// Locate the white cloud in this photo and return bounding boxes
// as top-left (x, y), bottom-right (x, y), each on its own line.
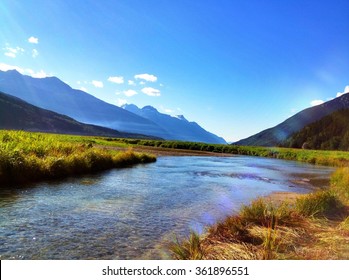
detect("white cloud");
top-left (0, 63), bottom-right (50, 78)
top-left (80, 87), bottom-right (87, 92)
top-left (28, 36), bottom-right (39, 44)
top-left (310, 99), bottom-right (324, 106)
top-left (336, 85), bottom-right (349, 97)
top-left (92, 80), bottom-right (104, 88)
top-left (141, 87), bottom-right (161, 97)
top-left (128, 80), bottom-right (135, 85)
top-left (31, 70), bottom-right (49, 78)
top-left (134, 73), bottom-right (157, 82)
top-left (3, 46), bottom-right (24, 58)
top-left (0, 62), bottom-right (24, 73)
top-left (160, 106), bottom-right (173, 113)
top-left (32, 49), bottom-right (39, 58)
top-left (139, 81), bottom-right (145, 85)
top-left (4, 52), bottom-right (16, 58)
top-left (123, 89), bottom-right (138, 97)
top-left (116, 98), bottom-right (127, 106)
top-left (108, 76), bottom-right (124, 84)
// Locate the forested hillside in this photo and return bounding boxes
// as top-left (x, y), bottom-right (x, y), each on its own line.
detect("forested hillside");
top-left (283, 109), bottom-right (349, 151)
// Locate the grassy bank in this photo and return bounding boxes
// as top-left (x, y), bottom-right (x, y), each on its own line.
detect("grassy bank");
top-left (0, 130), bottom-right (156, 186)
top-left (114, 138), bottom-right (349, 167)
top-left (170, 167), bottom-right (349, 260)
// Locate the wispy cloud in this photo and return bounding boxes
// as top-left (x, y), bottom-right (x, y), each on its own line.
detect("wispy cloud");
top-left (28, 36), bottom-right (39, 44)
top-left (141, 87), bottom-right (161, 97)
top-left (80, 87), bottom-right (87, 92)
top-left (3, 46), bottom-right (24, 58)
top-left (123, 89), bottom-right (138, 97)
top-left (116, 98), bottom-right (127, 106)
top-left (134, 73), bottom-right (157, 82)
top-left (32, 49), bottom-right (39, 58)
top-left (336, 85), bottom-right (349, 97)
top-left (160, 105), bottom-right (173, 114)
top-left (92, 80), bottom-right (104, 88)
top-left (310, 99), bottom-right (324, 106)
top-left (128, 80), bottom-right (135, 85)
top-left (108, 76), bottom-right (124, 84)
top-left (4, 52), bottom-right (16, 58)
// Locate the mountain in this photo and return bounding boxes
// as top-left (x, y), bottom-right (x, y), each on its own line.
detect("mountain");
top-left (234, 92), bottom-right (349, 146)
top-left (122, 104), bottom-right (227, 144)
top-left (0, 70), bottom-right (226, 143)
top-left (0, 91), bottom-right (157, 139)
top-left (0, 70), bottom-right (170, 139)
top-left (283, 109), bottom-right (349, 151)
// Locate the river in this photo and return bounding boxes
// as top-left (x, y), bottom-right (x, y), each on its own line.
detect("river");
top-left (0, 155), bottom-right (335, 259)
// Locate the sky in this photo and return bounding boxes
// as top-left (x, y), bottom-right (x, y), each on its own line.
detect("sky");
top-left (0, 0), bottom-right (348, 142)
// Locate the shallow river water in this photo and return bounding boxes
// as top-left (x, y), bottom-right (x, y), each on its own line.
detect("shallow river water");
top-left (0, 156), bottom-right (335, 259)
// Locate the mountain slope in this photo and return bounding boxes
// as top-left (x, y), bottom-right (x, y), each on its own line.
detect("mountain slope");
top-left (0, 91), bottom-right (156, 138)
top-left (234, 92), bottom-right (349, 146)
top-left (122, 104), bottom-right (227, 144)
top-left (283, 109), bottom-right (349, 151)
top-left (0, 70), bottom-right (170, 138)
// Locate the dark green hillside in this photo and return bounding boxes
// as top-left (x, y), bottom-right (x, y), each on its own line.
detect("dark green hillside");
top-left (235, 92), bottom-right (349, 146)
top-left (283, 109), bottom-right (349, 150)
top-left (0, 91), bottom-right (156, 139)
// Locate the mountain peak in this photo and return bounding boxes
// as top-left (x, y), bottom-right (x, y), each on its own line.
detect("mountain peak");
top-left (122, 103), bottom-right (139, 110)
top-left (142, 105), bottom-right (158, 113)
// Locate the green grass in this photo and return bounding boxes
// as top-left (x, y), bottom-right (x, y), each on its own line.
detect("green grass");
top-left (0, 130), bottom-right (156, 185)
top-left (295, 190), bottom-right (342, 217)
top-left (330, 167), bottom-right (349, 204)
top-left (112, 138), bottom-right (349, 167)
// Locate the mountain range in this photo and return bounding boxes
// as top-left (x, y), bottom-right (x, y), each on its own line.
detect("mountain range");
top-left (0, 70), bottom-right (225, 143)
top-left (234, 92), bottom-right (349, 146)
top-left (122, 104), bottom-right (226, 144)
top-left (0, 91), bottom-right (155, 139)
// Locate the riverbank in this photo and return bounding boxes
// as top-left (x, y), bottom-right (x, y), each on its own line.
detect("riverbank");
top-left (0, 131), bottom-right (156, 186)
top-left (115, 138), bottom-right (349, 167)
top-left (170, 167), bottom-right (349, 260)
top-left (101, 144), bottom-right (234, 157)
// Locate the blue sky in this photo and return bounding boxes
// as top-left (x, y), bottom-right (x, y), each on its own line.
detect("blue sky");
top-left (1, 0), bottom-right (348, 142)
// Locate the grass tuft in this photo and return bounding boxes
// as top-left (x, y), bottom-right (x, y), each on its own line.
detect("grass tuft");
top-left (170, 232), bottom-right (205, 260)
top-left (295, 191), bottom-right (342, 217)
